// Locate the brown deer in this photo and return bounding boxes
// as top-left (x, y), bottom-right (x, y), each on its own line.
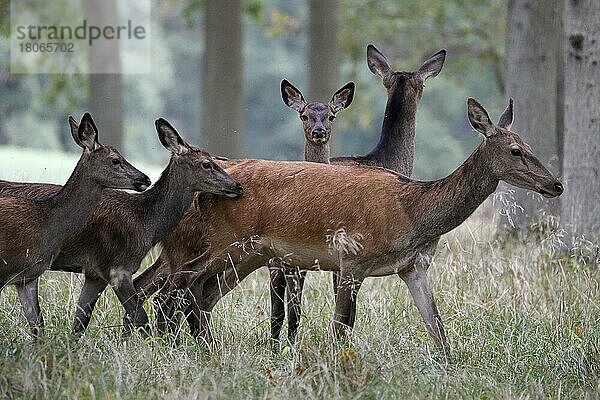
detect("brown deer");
top-left (155, 98), bottom-right (563, 355)
top-left (0, 113), bottom-right (150, 336)
top-left (269, 45), bottom-right (445, 343)
top-left (268, 79), bottom-right (355, 343)
top-left (134, 45), bottom-right (447, 341)
top-left (0, 118), bottom-right (242, 335)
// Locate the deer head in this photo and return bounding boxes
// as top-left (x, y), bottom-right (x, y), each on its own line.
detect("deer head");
top-left (155, 118), bottom-right (243, 198)
top-left (69, 113), bottom-right (151, 192)
top-left (467, 98), bottom-right (563, 198)
top-left (367, 44), bottom-right (446, 103)
top-left (281, 79), bottom-right (355, 145)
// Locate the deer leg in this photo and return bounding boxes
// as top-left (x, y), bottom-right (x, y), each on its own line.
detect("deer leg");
top-left (110, 269), bottom-right (150, 337)
top-left (332, 272), bottom-right (340, 298)
top-left (269, 260), bottom-right (286, 341)
top-left (332, 269), bottom-right (363, 341)
top-left (399, 265), bottom-right (449, 357)
top-left (286, 267), bottom-right (306, 344)
top-left (187, 278), bottom-right (213, 346)
top-left (15, 278), bottom-right (44, 337)
top-left (72, 276), bottom-right (108, 334)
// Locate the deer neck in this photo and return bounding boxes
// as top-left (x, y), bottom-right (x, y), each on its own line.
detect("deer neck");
top-left (139, 158), bottom-right (196, 244)
top-left (414, 143), bottom-right (499, 242)
top-left (304, 140), bottom-right (330, 164)
top-left (368, 82), bottom-right (417, 176)
top-left (44, 159), bottom-right (104, 253)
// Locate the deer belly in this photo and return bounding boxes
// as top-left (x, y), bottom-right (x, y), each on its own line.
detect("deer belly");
top-left (263, 237), bottom-right (339, 271)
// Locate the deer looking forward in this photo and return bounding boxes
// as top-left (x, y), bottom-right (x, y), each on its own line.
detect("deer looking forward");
top-left (0, 119), bottom-right (242, 336)
top-left (158, 98), bottom-right (563, 356)
top-left (266, 79), bottom-right (355, 343)
top-left (268, 45), bottom-right (445, 343)
top-left (0, 113), bottom-right (150, 337)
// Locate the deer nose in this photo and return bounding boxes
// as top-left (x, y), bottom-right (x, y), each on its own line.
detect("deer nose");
top-left (554, 182), bottom-right (564, 194)
top-left (312, 128), bottom-right (326, 139)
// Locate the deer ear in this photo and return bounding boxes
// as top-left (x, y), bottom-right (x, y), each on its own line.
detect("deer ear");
top-left (367, 44), bottom-right (392, 81)
top-left (467, 98), bottom-right (495, 137)
top-left (329, 81), bottom-right (355, 113)
top-left (281, 80), bottom-right (307, 112)
top-left (77, 113), bottom-right (100, 151)
top-left (497, 98), bottom-right (514, 130)
top-left (68, 115), bottom-right (83, 147)
top-left (155, 118), bottom-right (189, 155)
top-left (416, 49), bottom-right (446, 81)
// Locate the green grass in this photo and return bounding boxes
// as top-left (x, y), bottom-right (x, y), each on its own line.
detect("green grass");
top-left (1, 212), bottom-right (598, 399)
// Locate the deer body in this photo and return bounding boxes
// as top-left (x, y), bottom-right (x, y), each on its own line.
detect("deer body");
top-left (0, 114), bottom-right (150, 336)
top-left (158, 99), bottom-right (563, 355)
top-left (0, 119), bottom-right (242, 335)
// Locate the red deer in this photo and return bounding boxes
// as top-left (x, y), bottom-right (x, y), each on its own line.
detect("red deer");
top-left (154, 98), bottom-right (563, 356)
top-left (268, 79), bottom-right (354, 342)
top-left (0, 119), bottom-right (242, 335)
top-left (0, 113), bottom-right (150, 336)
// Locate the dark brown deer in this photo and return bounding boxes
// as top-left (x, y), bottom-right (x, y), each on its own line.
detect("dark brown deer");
top-left (0, 119), bottom-right (242, 335)
top-left (155, 98), bottom-right (563, 356)
top-left (267, 79), bottom-right (354, 343)
top-left (133, 45), bottom-right (447, 341)
top-left (0, 113), bottom-right (150, 336)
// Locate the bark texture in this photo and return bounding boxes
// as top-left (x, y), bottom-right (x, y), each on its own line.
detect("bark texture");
top-left (561, 0), bottom-right (600, 240)
top-left (201, 0), bottom-right (244, 158)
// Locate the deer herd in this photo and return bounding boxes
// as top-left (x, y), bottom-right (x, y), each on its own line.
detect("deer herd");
top-left (0, 45), bottom-right (563, 358)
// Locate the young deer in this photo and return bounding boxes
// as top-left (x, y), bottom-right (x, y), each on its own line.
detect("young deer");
top-left (157, 98), bottom-right (563, 355)
top-left (0, 113), bottom-right (150, 336)
top-left (269, 79), bottom-right (354, 343)
top-left (133, 45), bottom-right (447, 341)
top-left (0, 119), bottom-right (242, 335)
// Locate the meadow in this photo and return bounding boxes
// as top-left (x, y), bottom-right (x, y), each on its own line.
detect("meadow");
top-left (0, 148), bottom-right (598, 399)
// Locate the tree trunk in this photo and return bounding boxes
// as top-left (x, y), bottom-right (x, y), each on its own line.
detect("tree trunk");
top-left (502, 0), bottom-right (563, 230)
top-left (308, 0), bottom-right (340, 150)
top-left (84, 0), bottom-right (124, 149)
top-left (561, 0), bottom-right (600, 240)
top-left (201, 0), bottom-right (244, 158)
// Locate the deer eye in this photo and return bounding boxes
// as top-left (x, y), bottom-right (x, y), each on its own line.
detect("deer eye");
top-left (300, 115), bottom-right (308, 122)
top-left (111, 158), bottom-right (121, 166)
top-left (201, 160), bottom-right (212, 170)
top-left (328, 115), bottom-right (336, 121)
top-left (511, 148), bottom-right (522, 157)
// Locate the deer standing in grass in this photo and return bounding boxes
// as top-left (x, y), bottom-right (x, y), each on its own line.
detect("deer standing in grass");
top-left (267, 79), bottom-right (355, 343)
top-left (0, 119), bottom-right (242, 335)
top-left (156, 98), bottom-right (563, 355)
top-left (0, 113), bottom-right (150, 336)
top-left (133, 45), bottom-right (447, 341)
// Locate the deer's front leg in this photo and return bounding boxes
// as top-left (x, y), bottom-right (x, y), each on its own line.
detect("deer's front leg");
top-left (15, 278), bottom-right (44, 337)
top-left (285, 267), bottom-right (306, 344)
top-left (110, 268), bottom-right (150, 337)
top-left (332, 266), bottom-right (364, 341)
top-left (72, 276), bottom-right (108, 334)
top-left (399, 264), bottom-right (449, 358)
top-left (268, 259), bottom-right (286, 342)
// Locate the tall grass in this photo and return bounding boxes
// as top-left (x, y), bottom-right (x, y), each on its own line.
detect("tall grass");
top-left (1, 205), bottom-right (599, 399)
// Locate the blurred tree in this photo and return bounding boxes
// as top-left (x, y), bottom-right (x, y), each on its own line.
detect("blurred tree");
top-left (561, 0), bottom-right (600, 240)
top-left (308, 0), bottom-right (340, 150)
top-left (202, 0), bottom-right (243, 158)
top-left (502, 0), bottom-right (563, 230)
top-left (84, 0), bottom-right (123, 149)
